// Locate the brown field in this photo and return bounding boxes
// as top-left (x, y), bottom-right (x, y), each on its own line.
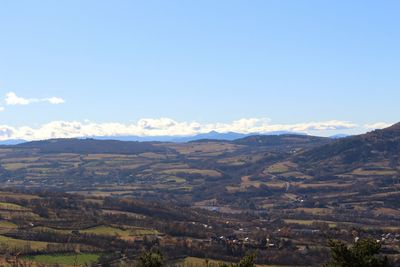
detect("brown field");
top-left (161, 168), bottom-right (221, 177)
top-left (351, 168), bottom-right (397, 176)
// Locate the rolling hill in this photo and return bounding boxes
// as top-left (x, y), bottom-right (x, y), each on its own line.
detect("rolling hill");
top-left (0, 124), bottom-right (399, 266)
top-left (14, 138), bottom-right (167, 154)
top-left (294, 122), bottom-right (400, 174)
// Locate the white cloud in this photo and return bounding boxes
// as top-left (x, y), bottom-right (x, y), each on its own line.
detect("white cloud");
top-left (0, 118), bottom-right (359, 141)
top-left (5, 92), bottom-right (31, 105)
top-left (46, 97), bottom-right (65, 104)
top-left (5, 92), bottom-right (65, 105)
top-left (0, 107), bottom-right (4, 112)
top-left (364, 122), bottom-right (393, 130)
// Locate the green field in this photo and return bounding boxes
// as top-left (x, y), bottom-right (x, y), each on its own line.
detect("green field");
top-left (25, 253), bottom-right (100, 266)
top-left (81, 225), bottom-right (128, 236)
top-left (266, 162), bottom-right (291, 174)
top-left (0, 202), bottom-right (29, 211)
top-left (0, 235), bottom-right (50, 251)
top-left (0, 220), bottom-right (18, 228)
top-left (0, 220), bottom-right (18, 234)
top-left (172, 256), bottom-right (227, 267)
top-left (284, 219), bottom-right (337, 228)
top-left (31, 225), bottom-right (159, 239)
top-left (81, 225), bottom-right (158, 238)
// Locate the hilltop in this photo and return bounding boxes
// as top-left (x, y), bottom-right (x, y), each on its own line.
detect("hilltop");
top-left (294, 122), bottom-right (400, 174)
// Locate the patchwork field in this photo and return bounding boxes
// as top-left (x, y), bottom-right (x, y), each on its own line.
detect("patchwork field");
top-left (81, 225), bottom-right (159, 240)
top-left (0, 126), bottom-right (399, 265)
top-left (24, 253), bottom-right (100, 266)
top-left (0, 235), bottom-right (51, 251)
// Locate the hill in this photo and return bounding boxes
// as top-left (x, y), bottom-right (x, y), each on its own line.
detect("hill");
top-left (0, 127), bottom-right (400, 265)
top-left (294, 123), bottom-right (400, 173)
top-left (233, 134), bottom-right (330, 150)
top-left (15, 138), bottom-right (166, 154)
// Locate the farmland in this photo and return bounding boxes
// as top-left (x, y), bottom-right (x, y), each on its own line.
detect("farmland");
top-left (24, 253), bottom-right (100, 266)
top-left (0, 124), bottom-right (399, 265)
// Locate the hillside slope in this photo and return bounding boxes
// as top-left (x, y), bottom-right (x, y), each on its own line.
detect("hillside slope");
top-left (15, 138), bottom-right (166, 154)
top-left (294, 123), bottom-right (400, 174)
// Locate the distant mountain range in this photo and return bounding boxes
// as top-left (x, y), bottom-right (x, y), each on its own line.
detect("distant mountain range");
top-left (329, 133), bottom-right (350, 139)
top-left (0, 130), bottom-right (347, 145)
top-left (0, 139), bottom-right (27, 145)
top-left (88, 131), bottom-right (251, 143)
top-left (89, 130), bottom-right (304, 142)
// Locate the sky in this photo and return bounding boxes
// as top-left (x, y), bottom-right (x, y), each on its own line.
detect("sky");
top-left (0, 0), bottom-right (399, 140)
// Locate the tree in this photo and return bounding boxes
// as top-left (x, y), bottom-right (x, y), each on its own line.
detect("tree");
top-left (136, 251), bottom-right (164, 267)
top-left (237, 254), bottom-right (256, 267)
top-left (325, 238), bottom-right (391, 267)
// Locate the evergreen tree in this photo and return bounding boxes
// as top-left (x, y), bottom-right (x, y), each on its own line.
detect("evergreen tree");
top-left (325, 238), bottom-right (391, 267)
top-left (137, 251), bottom-right (164, 267)
top-left (237, 254), bottom-right (256, 267)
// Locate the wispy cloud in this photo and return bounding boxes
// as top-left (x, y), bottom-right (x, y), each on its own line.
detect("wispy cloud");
top-left (0, 118), bottom-right (359, 141)
top-left (5, 92), bottom-right (65, 105)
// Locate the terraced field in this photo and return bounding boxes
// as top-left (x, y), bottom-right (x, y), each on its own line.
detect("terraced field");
top-left (81, 225), bottom-right (159, 240)
top-left (0, 125), bottom-right (399, 265)
top-left (24, 253), bottom-right (100, 266)
top-left (0, 235), bottom-right (51, 251)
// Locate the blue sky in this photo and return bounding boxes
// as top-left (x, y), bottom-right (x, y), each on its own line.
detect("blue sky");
top-left (0, 0), bottom-right (399, 140)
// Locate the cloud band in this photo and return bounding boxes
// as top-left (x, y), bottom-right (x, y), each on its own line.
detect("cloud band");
top-left (0, 118), bottom-right (361, 141)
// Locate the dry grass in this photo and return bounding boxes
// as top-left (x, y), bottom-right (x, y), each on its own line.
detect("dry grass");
top-left (293, 182), bottom-right (352, 189)
top-left (240, 176), bottom-right (264, 189)
top-left (284, 219), bottom-right (337, 228)
top-left (373, 207), bottom-right (400, 217)
top-left (352, 168), bottom-right (397, 176)
top-left (83, 154), bottom-right (136, 160)
top-left (279, 171), bottom-right (312, 179)
top-left (139, 152), bottom-right (167, 159)
top-left (173, 256), bottom-right (227, 267)
top-left (294, 207), bottom-right (333, 215)
top-left (264, 161), bottom-right (297, 175)
top-left (169, 142), bottom-right (240, 155)
top-left (161, 168), bottom-right (221, 177)
top-left (1, 157), bottom-right (39, 163)
top-left (2, 163), bottom-right (27, 171)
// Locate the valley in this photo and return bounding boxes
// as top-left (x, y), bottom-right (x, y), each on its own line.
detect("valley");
top-left (0, 124), bottom-right (399, 266)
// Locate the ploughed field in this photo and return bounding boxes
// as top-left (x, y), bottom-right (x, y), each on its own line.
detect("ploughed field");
top-left (0, 124), bottom-right (399, 265)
